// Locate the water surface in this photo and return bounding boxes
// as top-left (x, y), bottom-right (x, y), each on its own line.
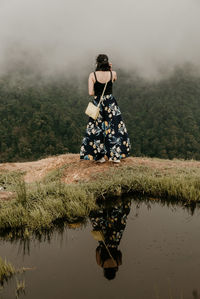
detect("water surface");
top-left (0, 198), bottom-right (200, 299)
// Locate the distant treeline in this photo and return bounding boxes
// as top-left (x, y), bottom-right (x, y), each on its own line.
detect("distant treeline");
top-left (1, 64), bottom-right (200, 162)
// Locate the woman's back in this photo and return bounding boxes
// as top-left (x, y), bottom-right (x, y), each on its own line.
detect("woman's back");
top-left (94, 70), bottom-right (116, 83)
top-left (93, 70), bottom-right (117, 96)
top-left (93, 71), bottom-right (112, 96)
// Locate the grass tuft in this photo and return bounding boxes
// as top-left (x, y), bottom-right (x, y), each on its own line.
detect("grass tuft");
top-left (1, 158), bottom-right (200, 233)
top-left (0, 257), bottom-right (16, 284)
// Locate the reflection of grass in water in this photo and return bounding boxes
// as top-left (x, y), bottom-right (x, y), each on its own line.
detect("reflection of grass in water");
top-left (153, 276), bottom-right (200, 299)
top-left (0, 219), bottom-right (87, 255)
top-left (0, 256), bottom-right (16, 284)
top-left (15, 279), bottom-right (25, 298)
top-left (0, 256), bottom-right (34, 298)
top-left (154, 282), bottom-right (200, 299)
top-left (193, 290), bottom-right (200, 299)
top-left (0, 162), bottom-right (200, 233)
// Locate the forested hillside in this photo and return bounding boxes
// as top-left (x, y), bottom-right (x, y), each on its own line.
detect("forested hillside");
top-left (1, 64), bottom-right (200, 162)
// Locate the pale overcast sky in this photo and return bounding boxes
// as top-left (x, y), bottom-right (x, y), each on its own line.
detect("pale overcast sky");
top-left (0, 0), bottom-right (199, 79)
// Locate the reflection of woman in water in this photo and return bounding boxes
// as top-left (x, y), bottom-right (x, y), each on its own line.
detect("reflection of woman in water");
top-left (89, 199), bottom-right (131, 280)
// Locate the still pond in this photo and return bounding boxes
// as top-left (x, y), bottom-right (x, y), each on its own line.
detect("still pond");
top-left (0, 197), bottom-right (200, 299)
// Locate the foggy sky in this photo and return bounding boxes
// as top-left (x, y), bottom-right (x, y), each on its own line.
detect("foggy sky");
top-left (0, 0), bottom-right (199, 80)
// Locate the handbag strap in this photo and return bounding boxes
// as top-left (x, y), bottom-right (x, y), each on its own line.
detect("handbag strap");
top-left (97, 231), bottom-right (118, 267)
top-left (97, 81), bottom-right (108, 108)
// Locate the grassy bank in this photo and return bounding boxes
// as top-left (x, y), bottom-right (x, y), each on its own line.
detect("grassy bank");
top-left (0, 158), bottom-right (200, 233)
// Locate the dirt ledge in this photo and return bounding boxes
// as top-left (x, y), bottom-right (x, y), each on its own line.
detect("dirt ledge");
top-left (1, 154), bottom-right (200, 185)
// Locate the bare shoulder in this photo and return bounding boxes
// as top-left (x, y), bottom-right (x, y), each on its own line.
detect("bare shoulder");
top-left (89, 72), bottom-right (95, 81)
top-left (89, 72), bottom-right (95, 80)
top-left (89, 72), bottom-right (94, 78)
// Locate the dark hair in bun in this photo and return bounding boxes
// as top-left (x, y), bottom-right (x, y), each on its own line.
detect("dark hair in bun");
top-left (95, 54), bottom-right (111, 71)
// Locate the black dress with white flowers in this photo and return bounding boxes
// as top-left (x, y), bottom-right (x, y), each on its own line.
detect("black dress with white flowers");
top-left (80, 71), bottom-right (131, 161)
top-left (89, 199), bottom-right (131, 248)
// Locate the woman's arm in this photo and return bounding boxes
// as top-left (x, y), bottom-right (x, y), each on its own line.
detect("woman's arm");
top-left (88, 72), bottom-right (95, 96)
top-left (110, 63), bottom-right (117, 82)
top-left (112, 71), bottom-right (117, 82)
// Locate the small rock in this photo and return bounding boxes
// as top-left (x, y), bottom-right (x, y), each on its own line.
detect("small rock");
top-left (0, 186), bottom-right (4, 191)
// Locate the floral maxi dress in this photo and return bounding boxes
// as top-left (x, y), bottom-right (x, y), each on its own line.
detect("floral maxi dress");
top-left (80, 76), bottom-right (131, 161)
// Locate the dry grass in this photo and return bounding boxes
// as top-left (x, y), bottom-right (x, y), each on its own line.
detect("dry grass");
top-left (0, 154), bottom-right (200, 233)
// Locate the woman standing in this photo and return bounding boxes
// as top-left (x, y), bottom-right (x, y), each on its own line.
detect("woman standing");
top-left (80, 54), bottom-right (131, 163)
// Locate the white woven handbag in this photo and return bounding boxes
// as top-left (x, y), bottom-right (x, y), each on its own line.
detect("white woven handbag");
top-left (85, 81), bottom-right (108, 120)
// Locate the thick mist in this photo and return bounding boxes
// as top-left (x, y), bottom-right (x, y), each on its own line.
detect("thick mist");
top-left (0, 0), bottom-right (200, 80)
